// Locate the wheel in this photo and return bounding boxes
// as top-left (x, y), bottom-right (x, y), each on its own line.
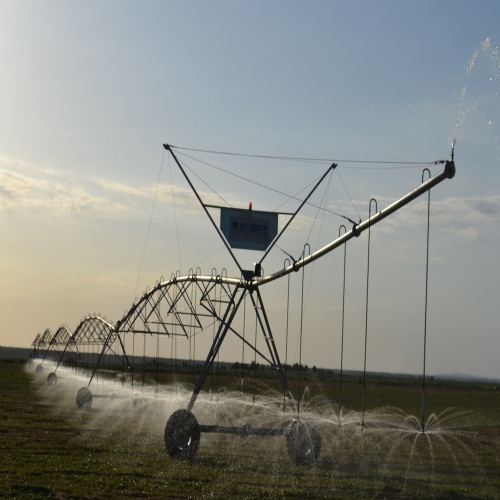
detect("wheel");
top-left (47, 372), bottom-right (57, 385)
top-left (164, 409), bottom-right (201, 460)
top-left (285, 419), bottom-right (321, 466)
top-left (35, 364), bottom-right (43, 374)
top-left (76, 387), bottom-right (93, 409)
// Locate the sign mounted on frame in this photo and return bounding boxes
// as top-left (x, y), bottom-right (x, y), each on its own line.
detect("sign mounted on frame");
top-left (220, 207), bottom-right (278, 251)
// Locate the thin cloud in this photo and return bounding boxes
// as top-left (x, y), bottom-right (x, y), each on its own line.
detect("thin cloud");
top-left (94, 179), bottom-right (154, 199)
top-left (51, 189), bottom-right (127, 217)
top-left (0, 153), bottom-right (240, 218)
top-left (96, 177), bottom-right (243, 214)
top-left (0, 153), bottom-right (61, 177)
top-left (0, 168), bottom-right (62, 209)
top-left (0, 157), bottom-right (125, 216)
top-left (378, 194), bottom-right (500, 241)
top-left (0, 168), bottom-right (125, 216)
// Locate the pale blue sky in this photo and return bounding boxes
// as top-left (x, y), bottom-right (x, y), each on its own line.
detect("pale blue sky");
top-left (1, 1), bottom-right (499, 379)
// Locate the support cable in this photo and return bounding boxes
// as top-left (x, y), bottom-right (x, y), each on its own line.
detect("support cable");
top-left (175, 149), bottom-right (355, 222)
top-left (180, 157), bottom-right (233, 208)
top-left (259, 165), bottom-right (336, 266)
top-left (134, 149), bottom-right (165, 298)
top-left (305, 169), bottom-right (333, 247)
top-left (303, 172), bottom-right (333, 313)
top-left (171, 145), bottom-right (440, 168)
top-left (335, 168), bottom-right (361, 222)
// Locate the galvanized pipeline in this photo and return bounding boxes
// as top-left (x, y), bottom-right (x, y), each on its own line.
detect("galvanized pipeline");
top-left (255, 161), bottom-right (455, 287)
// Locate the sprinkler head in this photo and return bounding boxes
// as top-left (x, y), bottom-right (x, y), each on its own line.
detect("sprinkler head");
top-left (444, 161), bottom-right (456, 179)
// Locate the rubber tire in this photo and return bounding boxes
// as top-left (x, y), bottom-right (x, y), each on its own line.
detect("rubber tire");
top-left (76, 387), bottom-right (93, 409)
top-left (164, 409), bottom-right (201, 461)
top-left (47, 372), bottom-right (58, 385)
top-left (286, 419), bottom-right (322, 466)
top-left (35, 364), bottom-right (43, 374)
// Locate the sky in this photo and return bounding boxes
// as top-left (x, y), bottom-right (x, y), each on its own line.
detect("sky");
top-left (1, 0), bottom-right (499, 379)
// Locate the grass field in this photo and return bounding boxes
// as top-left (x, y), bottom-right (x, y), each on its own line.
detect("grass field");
top-left (1, 359), bottom-right (499, 498)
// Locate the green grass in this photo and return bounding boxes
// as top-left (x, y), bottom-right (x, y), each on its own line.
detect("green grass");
top-left (1, 360), bottom-right (499, 498)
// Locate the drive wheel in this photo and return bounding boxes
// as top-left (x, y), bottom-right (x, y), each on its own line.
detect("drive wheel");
top-left (164, 409), bottom-right (200, 460)
top-left (286, 419), bottom-right (321, 466)
top-left (76, 387), bottom-right (92, 409)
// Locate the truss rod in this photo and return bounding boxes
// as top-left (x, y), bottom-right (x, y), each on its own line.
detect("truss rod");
top-left (187, 287), bottom-right (246, 411)
top-left (164, 144), bottom-right (244, 275)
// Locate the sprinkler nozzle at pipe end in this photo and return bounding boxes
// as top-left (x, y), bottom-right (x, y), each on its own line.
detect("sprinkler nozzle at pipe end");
top-left (444, 160), bottom-right (455, 179)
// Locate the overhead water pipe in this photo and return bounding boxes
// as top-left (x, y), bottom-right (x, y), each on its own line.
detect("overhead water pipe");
top-left (254, 160), bottom-right (455, 287)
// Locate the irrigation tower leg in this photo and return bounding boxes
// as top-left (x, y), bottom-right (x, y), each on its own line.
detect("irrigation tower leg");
top-left (187, 286), bottom-right (246, 411)
top-left (249, 288), bottom-right (295, 410)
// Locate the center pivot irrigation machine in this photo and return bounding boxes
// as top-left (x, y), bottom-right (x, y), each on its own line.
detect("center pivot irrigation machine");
top-left (36, 143), bottom-right (456, 465)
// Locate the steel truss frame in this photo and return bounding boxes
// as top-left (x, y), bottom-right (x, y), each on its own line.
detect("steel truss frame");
top-left (87, 274), bottom-right (292, 411)
top-left (44, 316), bottom-right (129, 386)
top-left (34, 143), bottom-right (455, 464)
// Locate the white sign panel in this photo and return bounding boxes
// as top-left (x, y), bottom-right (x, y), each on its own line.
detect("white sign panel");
top-left (220, 208), bottom-right (278, 251)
